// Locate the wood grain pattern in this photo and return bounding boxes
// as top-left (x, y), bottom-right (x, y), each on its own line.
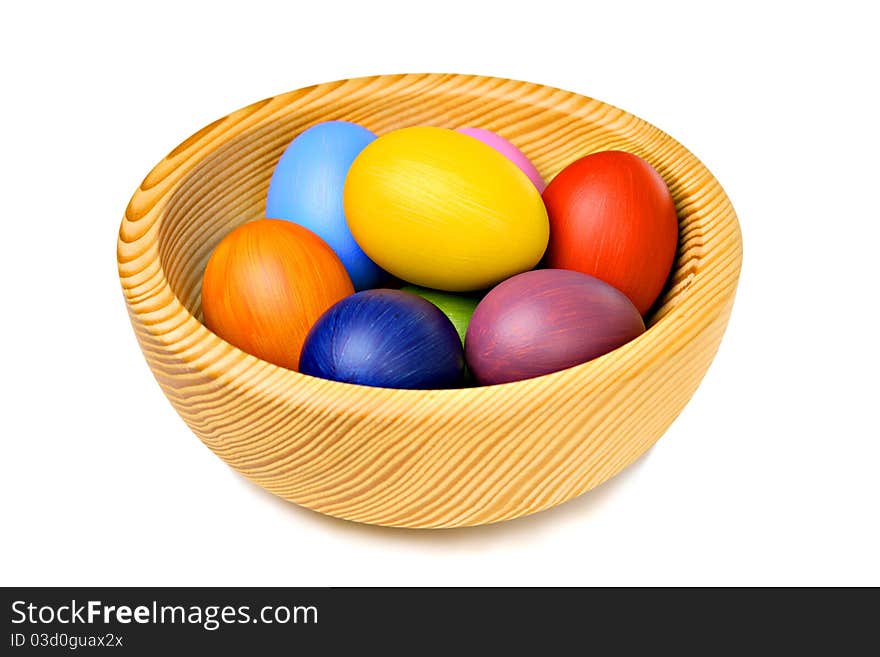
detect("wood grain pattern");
top-left (117, 74), bottom-right (742, 528)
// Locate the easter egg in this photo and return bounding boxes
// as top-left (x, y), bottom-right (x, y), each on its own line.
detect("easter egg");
top-left (300, 289), bottom-right (464, 389)
top-left (400, 285), bottom-right (480, 344)
top-left (542, 150), bottom-right (678, 315)
top-left (344, 126), bottom-right (549, 292)
top-left (457, 127), bottom-right (545, 192)
top-left (201, 219), bottom-right (354, 371)
top-left (465, 269), bottom-right (645, 385)
top-left (266, 120), bottom-right (384, 290)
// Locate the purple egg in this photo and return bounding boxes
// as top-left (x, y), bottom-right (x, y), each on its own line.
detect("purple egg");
top-left (457, 127), bottom-right (546, 192)
top-left (465, 269), bottom-right (645, 385)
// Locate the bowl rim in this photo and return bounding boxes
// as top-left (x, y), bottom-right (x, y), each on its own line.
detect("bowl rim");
top-left (118, 72), bottom-right (742, 410)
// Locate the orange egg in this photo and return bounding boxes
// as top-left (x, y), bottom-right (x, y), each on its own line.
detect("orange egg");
top-left (201, 219), bottom-right (354, 370)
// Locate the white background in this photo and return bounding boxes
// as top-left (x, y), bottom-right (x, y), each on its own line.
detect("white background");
top-left (1, 1), bottom-right (877, 586)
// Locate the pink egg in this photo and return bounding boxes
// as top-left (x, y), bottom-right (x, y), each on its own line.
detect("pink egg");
top-left (457, 127), bottom-right (546, 192)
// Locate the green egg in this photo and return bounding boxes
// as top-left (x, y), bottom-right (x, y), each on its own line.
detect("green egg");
top-left (400, 285), bottom-right (481, 345)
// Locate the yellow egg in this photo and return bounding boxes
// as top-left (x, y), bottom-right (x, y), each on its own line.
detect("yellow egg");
top-left (343, 126), bottom-right (549, 291)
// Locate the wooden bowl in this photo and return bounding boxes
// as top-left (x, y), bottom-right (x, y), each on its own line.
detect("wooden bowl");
top-left (117, 74), bottom-right (742, 528)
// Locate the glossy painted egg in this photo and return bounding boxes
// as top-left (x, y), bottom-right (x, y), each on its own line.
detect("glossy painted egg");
top-left (542, 150), bottom-right (679, 314)
top-left (266, 120), bottom-right (384, 290)
top-left (400, 285), bottom-right (480, 344)
top-left (457, 127), bottom-right (545, 192)
top-left (465, 269), bottom-right (645, 385)
top-left (300, 289), bottom-right (464, 389)
top-left (201, 219), bottom-right (354, 371)
top-left (344, 126), bottom-right (549, 292)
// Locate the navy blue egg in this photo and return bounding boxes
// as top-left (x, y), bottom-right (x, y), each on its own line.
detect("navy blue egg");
top-left (266, 120), bottom-right (385, 290)
top-left (300, 290), bottom-right (465, 389)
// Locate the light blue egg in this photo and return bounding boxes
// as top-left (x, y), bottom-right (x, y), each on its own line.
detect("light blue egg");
top-left (266, 121), bottom-right (384, 290)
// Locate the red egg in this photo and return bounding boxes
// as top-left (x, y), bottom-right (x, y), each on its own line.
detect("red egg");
top-left (542, 150), bottom-right (678, 314)
top-left (201, 219), bottom-right (354, 371)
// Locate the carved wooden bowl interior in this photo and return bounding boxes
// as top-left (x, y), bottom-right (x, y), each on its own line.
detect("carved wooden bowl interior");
top-left (117, 74), bottom-right (742, 528)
